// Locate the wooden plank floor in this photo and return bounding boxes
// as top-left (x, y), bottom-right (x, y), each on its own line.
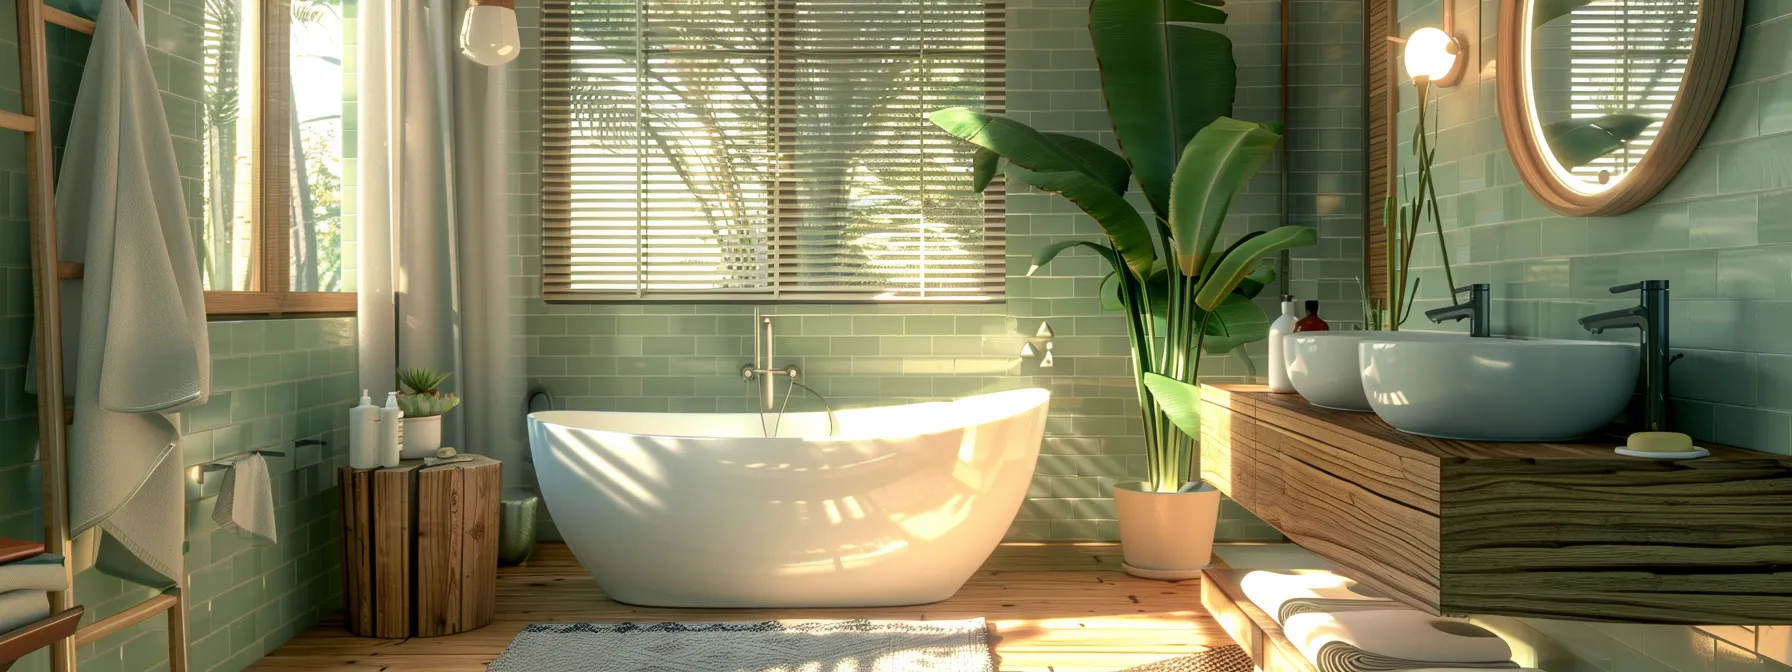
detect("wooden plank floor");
top-left (252, 542), bottom-right (1235, 671)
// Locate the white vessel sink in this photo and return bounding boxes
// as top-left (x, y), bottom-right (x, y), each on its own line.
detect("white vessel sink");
top-left (1359, 338), bottom-right (1640, 442)
top-left (1284, 331), bottom-right (1464, 412)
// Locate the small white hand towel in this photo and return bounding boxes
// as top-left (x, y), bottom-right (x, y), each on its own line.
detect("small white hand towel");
top-left (1284, 609), bottom-right (1517, 672)
top-left (0, 590), bottom-right (50, 634)
top-left (1240, 570), bottom-right (1398, 624)
top-left (212, 454), bottom-right (278, 544)
top-left (0, 554), bottom-right (69, 593)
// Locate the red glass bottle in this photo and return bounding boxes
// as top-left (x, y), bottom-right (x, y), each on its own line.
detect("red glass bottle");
top-left (1294, 300), bottom-right (1329, 332)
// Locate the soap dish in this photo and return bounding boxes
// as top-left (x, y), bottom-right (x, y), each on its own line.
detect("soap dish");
top-left (1614, 446), bottom-right (1710, 460)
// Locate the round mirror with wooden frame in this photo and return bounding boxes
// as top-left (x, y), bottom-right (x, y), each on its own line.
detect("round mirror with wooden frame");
top-left (1497, 0), bottom-right (1743, 217)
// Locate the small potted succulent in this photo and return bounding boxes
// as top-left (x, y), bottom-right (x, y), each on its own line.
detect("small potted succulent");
top-left (397, 367), bottom-right (460, 459)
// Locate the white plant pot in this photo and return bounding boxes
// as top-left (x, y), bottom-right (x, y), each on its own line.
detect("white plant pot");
top-left (1113, 481), bottom-right (1221, 580)
top-left (402, 415), bottom-right (442, 459)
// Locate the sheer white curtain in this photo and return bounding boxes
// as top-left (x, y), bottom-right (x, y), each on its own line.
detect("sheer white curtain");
top-left (358, 0), bottom-right (524, 469)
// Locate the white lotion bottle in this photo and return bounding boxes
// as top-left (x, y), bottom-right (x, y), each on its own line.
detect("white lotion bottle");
top-left (1267, 295), bottom-right (1299, 393)
top-left (379, 392), bottom-right (405, 467)
top-left (349, 391), bottom-right (380, 469)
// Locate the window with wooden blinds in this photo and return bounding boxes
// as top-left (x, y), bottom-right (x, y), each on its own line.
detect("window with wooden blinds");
top-left (539, 0), bottom-right (1007, 302)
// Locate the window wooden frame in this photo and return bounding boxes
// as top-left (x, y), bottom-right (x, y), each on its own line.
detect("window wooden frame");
top-left (538, 0), bottom-right (1008, 304)
top-left (204, 0), bottom-right (355, 317)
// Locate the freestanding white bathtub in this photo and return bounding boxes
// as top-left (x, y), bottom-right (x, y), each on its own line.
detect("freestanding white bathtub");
top-left (526, 388), bottom-right (1050, 608)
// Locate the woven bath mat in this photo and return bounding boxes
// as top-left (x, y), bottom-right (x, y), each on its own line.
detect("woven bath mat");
top-left (1117, 645), bottom-right (1256, 672)
top-left (489, 618), bottom-right (995, 672)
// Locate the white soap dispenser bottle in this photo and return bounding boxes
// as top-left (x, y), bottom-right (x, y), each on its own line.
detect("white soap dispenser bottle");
top-left (1267, 295), bottom-right (1299, 393)
top-left (349, 390), bottom-right (380, 469)
top-left (379, 391), bottom-right (405, 467)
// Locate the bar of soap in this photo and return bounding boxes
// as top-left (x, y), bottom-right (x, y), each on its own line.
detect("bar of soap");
top-left (1626, 431), bottom-right (1694, 453)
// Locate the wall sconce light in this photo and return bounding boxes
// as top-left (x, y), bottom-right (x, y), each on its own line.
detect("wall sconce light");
top-left (1399, 0), bottom-right (1467, 88)
top-left (461, 0), bottom-right (521, 66)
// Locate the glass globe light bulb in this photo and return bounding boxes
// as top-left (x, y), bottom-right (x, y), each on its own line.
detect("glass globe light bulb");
top-left (461, 1), bottom-right (521, 66)
top-left (1403, 27), bottom-right (1459, 83)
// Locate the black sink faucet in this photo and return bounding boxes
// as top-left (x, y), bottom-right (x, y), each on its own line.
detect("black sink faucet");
top-left (1424, 284), bottom-right (1491, 337)
top-left (1577, 280), bottom-right (1679, 432)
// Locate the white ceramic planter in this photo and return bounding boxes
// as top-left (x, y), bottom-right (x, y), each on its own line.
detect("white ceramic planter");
top-left (1113, 481), bottom-right (1221, 580)
top-left (402, 415), bottom-right (442, 459)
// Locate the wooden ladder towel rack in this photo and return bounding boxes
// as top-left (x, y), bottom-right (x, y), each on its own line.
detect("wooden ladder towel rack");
top-left (14, 0), bottom-right (190, 669)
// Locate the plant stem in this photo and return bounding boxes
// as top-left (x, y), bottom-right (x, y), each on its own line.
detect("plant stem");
top-left (1413, 85), bottom-right (1457, 304)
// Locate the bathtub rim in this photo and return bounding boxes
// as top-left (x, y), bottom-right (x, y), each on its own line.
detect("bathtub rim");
top-left (526, 387), bottom-right (1051, 443)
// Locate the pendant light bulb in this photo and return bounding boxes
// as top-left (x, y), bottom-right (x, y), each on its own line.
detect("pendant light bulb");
top-left (461, 0), bottom-right (521, 66)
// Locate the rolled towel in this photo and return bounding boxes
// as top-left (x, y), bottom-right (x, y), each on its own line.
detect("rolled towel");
top-left (0, 590), bottom-right (50, 634)
top-left (212, 454), bottom-right (277, 544)
top-left (0, 553), bottom-right (69, 593)
top-left (1240, 570), bottom-right (1399, 624)
top-left (1283, 609), bottom-right (1518, 672)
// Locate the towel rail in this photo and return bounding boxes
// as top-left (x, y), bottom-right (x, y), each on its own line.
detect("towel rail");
top-left (19, 0), bottom-right (184, 670)
top-left (194, 450), bottom-right (288, 484)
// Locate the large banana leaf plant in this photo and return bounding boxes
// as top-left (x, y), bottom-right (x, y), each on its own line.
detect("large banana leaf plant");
top-left (930, 0), bottom-right (1316, 493)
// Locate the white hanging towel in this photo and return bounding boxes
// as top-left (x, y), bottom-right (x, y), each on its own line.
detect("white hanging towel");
top-left (1240, 570), bottom-right (1399, 624)
top-left (1283, 609), bottom-right (1517, 672)
top-left (49, 0), bottom-right (210, 590)
top-left (212, 454), bottom-right (277, 544)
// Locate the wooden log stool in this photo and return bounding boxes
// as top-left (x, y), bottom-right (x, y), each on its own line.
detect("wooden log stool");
top-left (338, 455), bottom-right (501, 638)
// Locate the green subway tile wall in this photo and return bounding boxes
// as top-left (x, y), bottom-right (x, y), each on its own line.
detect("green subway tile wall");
top-left (0, 0), bottom-right (360, 670)
top-left (1391, 1), bottom-right (1792, 670)
top-left (1395, 0), bottom-right (1792, 461)
top-left (502, 0), bottom-right (1364, 542)
top-left (1, 317), bottom-right (358, 672)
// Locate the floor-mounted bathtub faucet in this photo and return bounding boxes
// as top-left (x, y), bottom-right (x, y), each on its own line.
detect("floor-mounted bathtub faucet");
top-left (741, 310), bottom-right (799, 411)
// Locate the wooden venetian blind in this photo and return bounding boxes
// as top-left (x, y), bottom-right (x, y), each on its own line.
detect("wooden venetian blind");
top-left (1364, 0), bottom-right (1395, 303)
top-left (539, 0), bottom-right (1007, 302)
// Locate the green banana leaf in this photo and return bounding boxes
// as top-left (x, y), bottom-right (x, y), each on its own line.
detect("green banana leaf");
top-left (1090, 0), bottom-right (1235, 218)
top-left (1544, 113), bottom-right (1657, 169)
top-left (1234, 259), bottom-right (1275, 299)
top-left (1042, 132), bottom-right (1132, 195)
top-left (1142, 372), bottom-right (1204, 440)
top-left (1166, 117), bottom-right (1284, 275)
top-left (1197, 293), bottom-right (1271, 354)
top-left (1005, 164), bottom-right (1158, 279)
top-left (1029, 239), bottom-right (1120, 277)
top-left (1193, 225), bottom-right (1318, 310)
top-left (1533, 0), bottom-right (1594, 27)
top-left (1099, 271), bottom-right (1126, 312)
top-left (972, 148), bottom-right (1002, 193)
top-left (1103, 261), bottom-right (1269, 321)
top-left (930, 108), bottom-right (1095, 175)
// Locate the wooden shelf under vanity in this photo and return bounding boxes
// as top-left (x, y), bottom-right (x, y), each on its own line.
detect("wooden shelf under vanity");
top-left (1198, 383), bottom-right (1792, 625)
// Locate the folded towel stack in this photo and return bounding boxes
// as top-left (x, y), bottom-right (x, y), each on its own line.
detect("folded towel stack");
top-left (1242, 571), bottom-right (1522, 672)
top-left (0, 553), bottom-right (69, 633)
top-left (1284, 609), bottom-right (1518, 671)
top-left (1240, 570), bottom-right (1399, 623)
